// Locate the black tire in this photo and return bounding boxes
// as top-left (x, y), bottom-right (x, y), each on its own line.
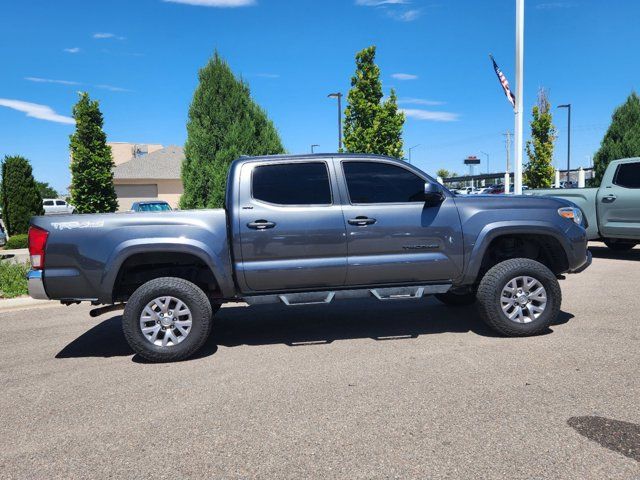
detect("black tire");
top-left (123, 277), bottom-right (213, 362)
top-left (477, 258), bottom-right (561, 337)
top-left (435, 291), bottom-right (476, 306)
top-left (604, 239), bottom-right (637, 252)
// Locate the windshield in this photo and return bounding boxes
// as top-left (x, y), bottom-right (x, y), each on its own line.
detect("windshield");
top-left (138, 203), bottom-right (171, 212)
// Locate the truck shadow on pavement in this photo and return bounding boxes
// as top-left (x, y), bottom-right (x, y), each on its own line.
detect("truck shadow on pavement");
top-left (589, 245), bottom-right (640, 261)
top-left (56, 297), bottom-right (574, 362)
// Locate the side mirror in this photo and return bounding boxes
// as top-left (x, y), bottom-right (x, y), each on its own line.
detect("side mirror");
top-left (424, 182), bottom-right (445, 206)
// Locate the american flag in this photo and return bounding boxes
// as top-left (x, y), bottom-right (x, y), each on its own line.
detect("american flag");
top-left (490, 55), bottom-right (516, 109)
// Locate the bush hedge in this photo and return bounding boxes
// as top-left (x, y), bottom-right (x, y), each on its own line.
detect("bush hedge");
top-left (4, 234), bottom-right (28, 250)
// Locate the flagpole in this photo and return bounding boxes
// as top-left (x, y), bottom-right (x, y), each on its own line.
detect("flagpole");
top-left (513, 0), bottom-right (524, 195)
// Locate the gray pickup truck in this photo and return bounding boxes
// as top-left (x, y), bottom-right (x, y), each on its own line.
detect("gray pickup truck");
top-left (27, 154), bottom-right (591, 362)
top-left (527, 158), bottom-right (640, 251)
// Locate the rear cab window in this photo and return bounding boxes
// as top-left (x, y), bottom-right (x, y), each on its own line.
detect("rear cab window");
top-left (252, 162), bottom-right (332, 206)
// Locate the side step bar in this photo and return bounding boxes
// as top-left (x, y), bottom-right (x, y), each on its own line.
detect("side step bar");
top-left (244, 284), bottom-right (450, 306)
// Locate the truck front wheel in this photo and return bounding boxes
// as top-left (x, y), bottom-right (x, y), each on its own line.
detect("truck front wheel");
top-left (477, 258), bottom-right (561, 337)
top-left (122, 277), bottom-right (213, 362)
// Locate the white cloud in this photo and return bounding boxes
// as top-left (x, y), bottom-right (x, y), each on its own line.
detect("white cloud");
top-left (391, 73), bottom-right (418, 80)
top-left (400, 108), bottom-right (459, 122)
top-left (398, 97), bottom-right (445, 106)
top-left (356, 0), bottom-right (409, 5)
top-left (63, 47), bottom-right (81, 54)
top-left (0, 99), bottom-right (74, 125)
top-left (95, 84), bottom-right (132, 92)
top-left (536, 2), bottom-right (574, 9)
top-left (388, 8), bottom-right (421, 21)
top-left (25, 77), bottom-right (81, 86)
top-left (163, 0), bottom-right (256, 6)
top-left (93, 32), bottom-right (125, 40)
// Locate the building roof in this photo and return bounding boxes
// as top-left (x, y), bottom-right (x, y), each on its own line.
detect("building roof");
top-left (113, 145), bottom-right (184, 180)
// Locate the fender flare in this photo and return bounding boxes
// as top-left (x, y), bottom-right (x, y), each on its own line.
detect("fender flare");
top-left (100, 237), bottom-right (235, 303)
top-left (461, 221), bottom-right (572, 285)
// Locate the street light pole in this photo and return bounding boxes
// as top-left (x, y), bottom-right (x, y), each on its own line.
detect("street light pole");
top-left (480, 151), bottom-right (490, 173)
top-left (558, 103), bottom-right (571, 183)
top-left (408, 144), bottom-right (421, 163)
top-left (311, 144), bottom-right (319, 154)
top-left (327, 92), bottom-right (343, 151)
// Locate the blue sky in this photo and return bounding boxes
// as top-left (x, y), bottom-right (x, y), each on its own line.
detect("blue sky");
top-left (1, 0), bottom-right (638, 192)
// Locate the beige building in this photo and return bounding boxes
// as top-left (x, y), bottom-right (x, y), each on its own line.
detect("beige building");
top-left (111, 143), bottom-right (184, 211)
top-left (109, 142), bottom-right (164, 166)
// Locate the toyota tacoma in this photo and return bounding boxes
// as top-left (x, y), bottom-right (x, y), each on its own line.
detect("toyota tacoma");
top-left (27, 154), bottom-right (591, 362)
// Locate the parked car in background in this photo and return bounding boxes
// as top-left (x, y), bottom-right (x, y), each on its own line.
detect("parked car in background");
top-left (43, 199), bottom-right (76, 215)
top-left (130, 201), bottom-right (172, 212)
top-left (0, 222), bottom-right (6, 247)
top-left (27, 153), bottom-right (590, 362)
top-left (487, 185), bottom-right (505, 194)
top-left (558, 181), bottom-right (577, 189)
top-left (527, 158), bottom-right (640, 251)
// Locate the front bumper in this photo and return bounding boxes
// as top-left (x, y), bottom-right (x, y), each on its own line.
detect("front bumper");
top-left (569, 250), bottom-right (592, 274)
top-left (27, 270), bottom-right (49, 300)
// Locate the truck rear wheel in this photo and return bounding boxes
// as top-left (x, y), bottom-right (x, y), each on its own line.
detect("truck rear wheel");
top-left (604, 239), bottom-right (637, 252)
top-left (122, 277), bottom-right (213, 362)
top-left (477, 258), bottom-right (561, 337)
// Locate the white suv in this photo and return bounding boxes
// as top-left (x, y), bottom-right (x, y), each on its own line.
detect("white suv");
top-left (43, 199), bottom-right (76, 215)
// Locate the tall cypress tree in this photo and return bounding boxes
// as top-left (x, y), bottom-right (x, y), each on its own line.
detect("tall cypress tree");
top-left (69, 92), bottom-right (118, 213)
top-left (593, 92), bottom-right (640, 185)
top-left (180, 52), bottom-right (285, 209)
top-left (343, 46), bottom-right (404, 158)
top-left (1, 155), bottom-right (43, 235)
top-left (524, 88), bottom-right (556, 188)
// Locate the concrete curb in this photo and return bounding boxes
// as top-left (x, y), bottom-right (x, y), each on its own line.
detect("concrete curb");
top-left (0, 296), bottom-right (60, 313)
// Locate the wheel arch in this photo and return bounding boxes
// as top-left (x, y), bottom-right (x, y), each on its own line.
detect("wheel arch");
top-left (101, 239), bottom-right (235, 303)
top-left (462, 222), bottom-right (572, 285)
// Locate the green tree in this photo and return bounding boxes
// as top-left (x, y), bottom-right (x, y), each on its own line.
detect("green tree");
top-left (180, 52), bottom-right (285, 209)
top-left (593, 92), bottom-right (640, 185)
top-left (524, 88), bottom-right (556, 188)
top-left (436, 168), bottom-right (451, 179)
top-left (36, 181), bottom-right (59, 199)
top-left (343, 46), bottom-right (404, 158)
top-left (69, 92), bottom-right (118, 213)
top-left (1, 156), bottom-right (43, 235)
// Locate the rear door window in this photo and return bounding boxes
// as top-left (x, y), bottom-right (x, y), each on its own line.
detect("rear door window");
top-left (43, 200), bottom-right (54, 206)
top-left (252, 162), bottom-right (332, 205)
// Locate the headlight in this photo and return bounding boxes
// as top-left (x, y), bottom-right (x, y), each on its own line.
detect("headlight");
top-left (558, 207), bottom-right (583, 225)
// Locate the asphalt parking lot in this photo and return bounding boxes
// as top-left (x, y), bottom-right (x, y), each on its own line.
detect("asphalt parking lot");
top-left (1, 243), bottom-right (638, 479)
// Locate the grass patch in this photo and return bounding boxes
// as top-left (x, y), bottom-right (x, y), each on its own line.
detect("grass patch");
top-left (0, 261), bottom-right (29, 298)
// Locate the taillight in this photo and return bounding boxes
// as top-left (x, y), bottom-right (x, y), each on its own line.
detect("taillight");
top-left (28, 226), bottom-right (49, 270)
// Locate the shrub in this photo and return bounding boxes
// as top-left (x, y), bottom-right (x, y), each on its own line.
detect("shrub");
top-left (5, 234), bottom-right (28, 249)
top-left (0, 261), bottom-right (29, 298)
top-left (1, 156), bottom-right (43, 235)
top-left (69, 92), bottom-right (118, 213)
top-left (180, 52), bottom-right (284, 209)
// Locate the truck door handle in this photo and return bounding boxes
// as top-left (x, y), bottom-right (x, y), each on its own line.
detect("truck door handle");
top-left (602, 195), bottom-right (617, 203)
top-left (247, 220), bottom-right (276, 230)
top-left (348, 216), bottom-right (377, 226)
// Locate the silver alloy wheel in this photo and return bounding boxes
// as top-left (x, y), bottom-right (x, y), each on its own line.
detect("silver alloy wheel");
top-left (500, 276), bottom-right (547, 324)
top-left (139, 296), bottom-right (193, 347)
